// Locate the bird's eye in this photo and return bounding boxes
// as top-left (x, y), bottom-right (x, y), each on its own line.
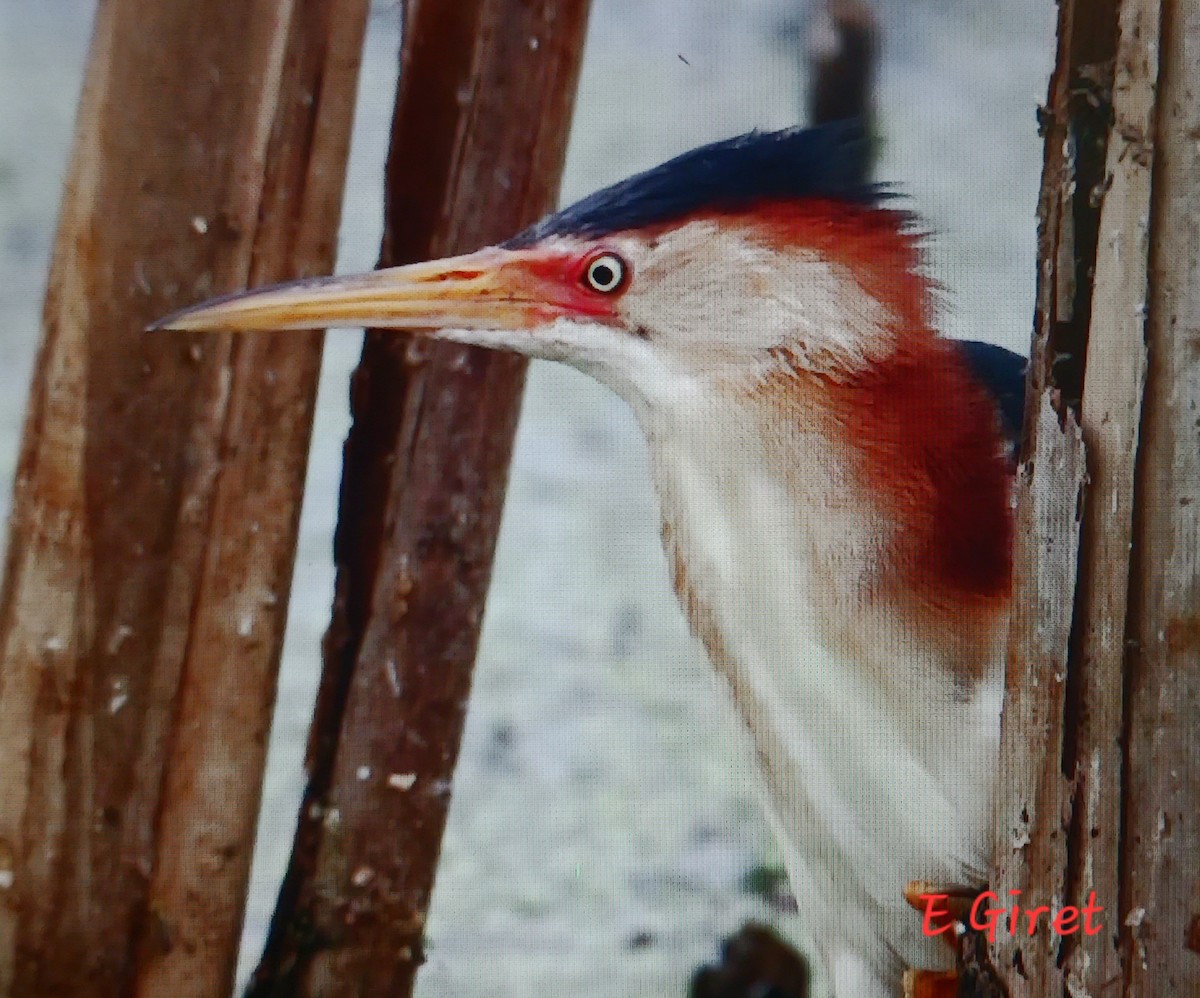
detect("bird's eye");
top-left (583, 252), bottom-right (628, 294)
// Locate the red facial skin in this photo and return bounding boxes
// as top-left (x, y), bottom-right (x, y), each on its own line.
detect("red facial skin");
top-left (518, 247), bottom-right (630, 322)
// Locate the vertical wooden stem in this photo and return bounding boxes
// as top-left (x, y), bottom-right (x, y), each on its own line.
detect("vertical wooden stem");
top-left (989, 0), bottom-right (1199, 995)
top-left (1058, 1), bottom-right (1159, 991)
top-left (988, 0), bottom-right (1118, 982)
top-left (0, 2), bottom-right (369, 996)
top-left (245, 2), bottom-right (593, 996)
top-left (1120, 3), bottom-right (1200, 992)
top-left (807, 0), bottom-right (879, 135)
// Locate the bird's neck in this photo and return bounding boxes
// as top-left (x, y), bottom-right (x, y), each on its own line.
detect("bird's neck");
top-left (641, 384), bottom-right (919, 693)
top-left (627, 352), bottom-right (1011, 984)
top-left (635, 346), bottom-right (1013, 693)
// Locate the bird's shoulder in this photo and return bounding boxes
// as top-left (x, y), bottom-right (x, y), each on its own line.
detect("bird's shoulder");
top-left (950, 339), bottom-right (1027, 454)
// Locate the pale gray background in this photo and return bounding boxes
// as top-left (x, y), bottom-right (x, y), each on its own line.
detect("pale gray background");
top-left (0, 2), bottom-right (1055, 995)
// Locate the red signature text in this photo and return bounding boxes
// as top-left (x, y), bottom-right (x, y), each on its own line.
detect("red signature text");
top-left (919, 890), bottom-right (1105, 942)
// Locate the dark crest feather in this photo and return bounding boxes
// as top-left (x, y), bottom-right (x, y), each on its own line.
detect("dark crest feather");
top-left (505, 120), bottom-right (881, 247)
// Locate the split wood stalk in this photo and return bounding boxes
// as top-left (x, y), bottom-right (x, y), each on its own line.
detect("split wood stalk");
top-left (244, 2), bottom-right (593, 996)
top-left (1120, 2), bottom-right (1200, 991)
top-left (988, 0), bottom-right (1199, 995)
top-left (0, 2), bottom-right (370, 997)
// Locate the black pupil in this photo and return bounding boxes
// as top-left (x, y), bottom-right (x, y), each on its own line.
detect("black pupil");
top-left (591, 262), bottom-right (616, 288)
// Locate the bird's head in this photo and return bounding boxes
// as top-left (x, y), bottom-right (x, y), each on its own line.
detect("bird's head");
top-left (154, 122), bottom-right (930, 407)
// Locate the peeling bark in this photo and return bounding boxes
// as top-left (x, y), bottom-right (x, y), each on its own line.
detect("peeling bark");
top-left (990, 397), bottom-right (1087, 998)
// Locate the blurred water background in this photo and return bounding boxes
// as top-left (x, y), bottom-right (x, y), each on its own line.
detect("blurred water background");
top-left (0, 1), bottom-right (1055, 994)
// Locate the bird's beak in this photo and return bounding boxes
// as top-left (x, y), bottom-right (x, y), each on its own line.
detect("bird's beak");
top-left (149, 246), bottom-right (600, 334)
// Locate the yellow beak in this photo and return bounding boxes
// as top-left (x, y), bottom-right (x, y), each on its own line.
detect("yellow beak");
top-left (149, 247), bottom-right (583, 334)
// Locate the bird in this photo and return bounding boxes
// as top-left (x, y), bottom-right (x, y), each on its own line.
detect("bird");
top-left (154, 121), bottom-right (1026, 998)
